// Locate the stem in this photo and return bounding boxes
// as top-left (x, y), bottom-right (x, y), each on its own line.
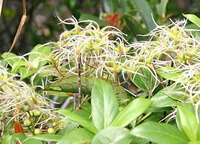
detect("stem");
top-left (73, 93), bottom-right (77, 111)
top-left (114, 71), bottom-right (119, 85)
top-left (77, 55), bottom-right (82, 109)
top-left (136, 112), bottom-right (152, 124)
top-left (51, 58), bottom-right (64, 77)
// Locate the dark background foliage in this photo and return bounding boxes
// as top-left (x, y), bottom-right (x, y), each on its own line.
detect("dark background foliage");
top-left (1, 0), bottom-right (200, 54)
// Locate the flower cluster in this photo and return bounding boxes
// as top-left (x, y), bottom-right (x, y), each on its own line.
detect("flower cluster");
top-left (0, 66), bottom-right (60, 135)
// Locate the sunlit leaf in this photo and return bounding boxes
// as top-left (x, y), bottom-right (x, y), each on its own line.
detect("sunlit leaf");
top-left (56, 109), bottom-right (98, 134)
top-left (177, 106), bottom-right (198, 141)
top-left (111, 98), bottom-right (151, 127)
top-left (183, 14), bottom-right (200, 28)
top-left (57, 128), bottom-right (94, 144)
top-left (92, 127), bottom-right (132, 144)
top-left (131, 121), bottom-right (189, 144)
top-left (91, 79), bottom-right (119, 130)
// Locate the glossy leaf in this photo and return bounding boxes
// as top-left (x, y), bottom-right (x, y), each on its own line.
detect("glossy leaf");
top-left (183, 14), bottom-right (200, 28)
top-left (131, 121), bottom-right (189, 144)
top-left (56, 109), bottom-right (98, 133)
top-left (92, 127), bottom-right (132, 144)
top-left (11, 60), bottom-right (26, 73)
top-left (176, 103), bottom-right (195, 130)
top-left (19, 67), bottom-right (34, 80)
top-left (28, 44), bottom-right (51, 68)
top-left (91, 79), bottom-right (119, 130)
top-left (132, 67), bottom-right (157, 92)
top-left (156, 67), bottom-right (183, 81)
top-left (111, 98), bottom-right (151, 127)
top-left (131, 0), bottom-right (156, 31)
top-left (151, 86), bottom-right (184, 107)
top-left (177, 106), bottom-right (198, 141)
top-left (57, 128), bottom-right (94, 144)
top-left (132, 136), bottom-right (149, 144)
top-left (1, 52), bottom-right (21, 67)
top-left (56, 121), bottom-right (79, 136)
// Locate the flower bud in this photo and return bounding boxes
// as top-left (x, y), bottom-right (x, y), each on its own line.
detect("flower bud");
top-left (24, 119), bottom-right (31, 127)
top-left (47, 128), bottom-right (55, 134)
top-left (23, 105), bottom-right (30, 112)
top-left (33, 110), bottom-right (41, 117)
top-left (34, 129), bottom-right (41, 135)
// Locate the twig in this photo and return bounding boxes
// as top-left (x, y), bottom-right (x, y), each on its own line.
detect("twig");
top-left (73, 93), bottom-right (77, 111)
top-left (136, 112), bottom-right (152, 124)
top-left (9, 0), bottom-right (27, 52)
top-left (0, 0), bottom-right (3, 17)
top-left (77, 55), bottom-right (82, 109)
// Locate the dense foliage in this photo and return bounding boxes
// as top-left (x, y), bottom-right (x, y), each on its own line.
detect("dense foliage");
top-left (1, 0), bottom-right (200, 144)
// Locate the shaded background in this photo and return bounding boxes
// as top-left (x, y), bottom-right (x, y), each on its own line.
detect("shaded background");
top-left (1, 0), bottom-right (200, 54)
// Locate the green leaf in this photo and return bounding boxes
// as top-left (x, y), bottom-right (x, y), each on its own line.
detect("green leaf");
top-left (185, 23), bottom-right (200, 36)
top-left (11, 61), bottom-right (27, 73)
top-left (197, 124), bottom-right (200, 140)
top-left (56, 109), bottom-right (98, 134)
top-left (177, 106), bottom-right (198, 141)
top-left (131, 0), bottom-right (156, 31)
top-left (79, 14), bottom-right (108, 26)
top-left (183, 14), bottom-right (200, 28)
top-left (91, 79), bottom-right (119, 130)
top-left (24, 134), bottom-right (62, 142)
top-left (2, 133), bottom-right (27, 144)
top-left (102, 0), bottom-right (118, 14)
top-left (23, 139), bottom-right (43, 144)
top-left (0, 59), bottom-right (7, 67)
top-left (46, 90), bottom-right (69, 97)
top-left (2, 135), bottom-right (12, 144)
top-left (132, 67), bottom-right (157, 92)
top-left (57, 128), bottom-right (94, 144)
top-left (49, 76), bottom-right (95, 95)
top-left (56, 121), bottom-right (79, 136)
top-left (131, 121), bottom-right (189, 144)
top-left (1, 52), bottom-right (21, 67)
top-left (28, 44), bottom-right (51, 68)
top-left (156, 0), bottom-right (169, 16)
top-left (156, 67), bottom-right (183, 81)
top-left (49, 76), bottom-right (128, 104)
top-left (176, 103), bottom-right (195, 130)
top-left (92, 127), bottom-right (132, 144)
top-left (132, 136), bottom-right (149, 144)
top-left (151, 86), bottom-right (184, 107)
top-left (110, 98), bottom-right (151, 127)
top-left (188, 141), bottom-right (200, 144)
top-left (19, 67), bottom-right (34, 80)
